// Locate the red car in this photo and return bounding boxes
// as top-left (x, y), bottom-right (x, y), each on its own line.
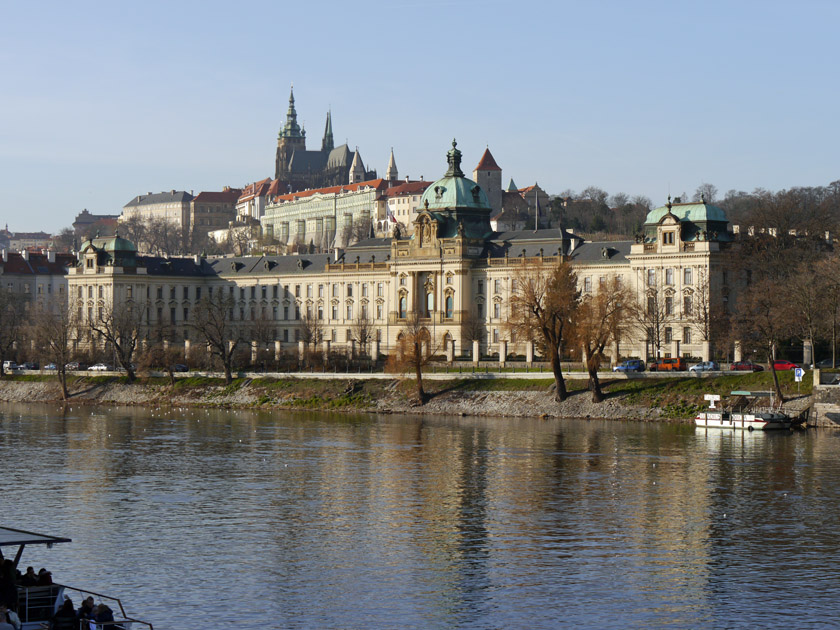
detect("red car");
top-left (730, 360), bottom-right (764, 372)
top-left (772, 360), bottom-right (799, 371)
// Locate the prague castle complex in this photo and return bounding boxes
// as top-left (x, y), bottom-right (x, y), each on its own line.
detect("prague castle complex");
top-left (65, 140), bottom-right (732, 363)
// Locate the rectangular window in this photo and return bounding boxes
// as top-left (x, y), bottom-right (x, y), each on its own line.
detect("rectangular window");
top-left (647, 269), bottom-right (655, 286)
top-left (126, 286), bottom-right (133, 299)
top-left (377, 283), bottom-right (384, 297)
top-left (493, 303), bottom-right (501, 318)
top-left (332, 306), bottom-right (338, 320)
top-left (684, 327), bottom-right (692, 344)
top-left (346, 304), bottom-right (353, 319)
top-left (196, 287), bottom-right (201, 300)
top-left (376, 304), bottom-right (383, 319)
top-left (283, 329), bottom-right (289, 342)
top-left (493, 328), bottom-right (499, 343)
top-left (477, 281), bottom-right (484, 295)
top-left (240, 287), bottom-right (245, 299)
top-left (584, 277), bottom-right (592, 293)
top-left (684, 268), bottom-right (692, 285)
top-left (494, 279), bottom-right (501, 294)
top-left (332, 284), bottom-right (339, 297)
top-left (647, 296), bottom-right (655, 314)
top-left (283, 306), bottom-right (289, 320)
top-left (295, 285), bottom-right (300, 298)
top-left (251, 286), bottom-right (256, 299)
top-left (665, 296), bottom-right (673, 315)
top-left (665, 268), bottom-right (674, 285)
top-left (318, 284), bottom-right (324, 298)
top-left (183, 286), bottom-right (189, 300)
top-left (183, 307), bottom-right (189, 321)
top-left (347, 285), bottom-right (353, 297)
top-left (272, 306), bottom-right (278, 320)
top-left (361, 304), bottom-right (368, 319)
top-left (170, 307), bottom-right (176, 323)
top-left (663, 231), bottom-right (674, 244)
top-left (665, 327), bottom-right (673, 343)
top-left (170, 287), bottom-right (176, 299)
top-left (362, 284), bottom-right (368, 297)
top-left (262, 286), bottom-right (267, 299)
top-left (317, 306), bottom-right (323, 320)
top-left (722, 271), bottom-right (729, 286)
top-left (478, 302), bottom-right (485, 318)
top-left (306, 284), bottom-right (312, 298)
top-left (273, 286), bottom-right (278, 298)
top-left (684, 295), bottom-right (692, 315)
top-left (346, 330), bottom-right (352, 342)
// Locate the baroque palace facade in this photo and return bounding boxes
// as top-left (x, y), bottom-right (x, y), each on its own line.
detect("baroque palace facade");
top-left (66, 142), bottom-right (733, 362)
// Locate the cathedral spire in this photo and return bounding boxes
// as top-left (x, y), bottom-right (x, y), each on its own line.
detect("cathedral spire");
top-left (322, 109), bottom-right (334, 152)
top-left (386, 147), bottom-right (398, 182)
top-left (281, 85), bottom-right (302, 138)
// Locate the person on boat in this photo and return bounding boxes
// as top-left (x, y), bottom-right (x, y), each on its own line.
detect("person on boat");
top-left (0, 604), bottom-right (20, 630)
top-left (36, 569), bottom-right (52, 586)
top-left (46, 599), bottom-right (76, 630)
top-left (0, 561), bottom-right (16, 611)
top-left (77, 596), bottom-right (95, 620)
top-left (0, 615), bottom-right (13, 630)
top-left (18, 567), bottom-right (37, 587)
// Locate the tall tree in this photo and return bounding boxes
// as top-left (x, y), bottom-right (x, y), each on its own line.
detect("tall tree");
top-left (509, 259), bottom-right (579, 402)
top-left (190, 293), bottom-right (240, 384)
top-left (390, 312), bottom-right (437, 404)
top-left (575, 278), bottom-right (631, 402)
top-left (31, 302), bottom-right (78, 400)
top-left (87, 299), bottom-right (146, 381)
top-left (350, 311), bottom-right (375, 357)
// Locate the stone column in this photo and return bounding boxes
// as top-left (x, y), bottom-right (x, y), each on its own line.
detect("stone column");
top-left (473, 339), bottom-right (480, 365)
top-left (671, 340), bottom-right (680, 359)
top-left (526, 340), bottom-right (534, 366)
top-left (323, 340), bottom-right (331, 361)
top-left (163, 339), bottom-right (170, 353)
top-left (702, 340), bottom-right (711, 362)
top-left (499, 340), bottom-right (508, 367)
top-left (446, 338), bottom-right (454, 363)
top-left (372, 340), bottom-right (380, 360)
top-left (804, 340), bottom-right (814, 367)
top-left (184, 339), bottom-right (191, 362)
top-left (251, 340), bottom-right (258, 365)
top-left (298, 340), bottom-right (306, 362)
top-left (228, 340), bottom-right (236, 355)
top-left (733, 340), bottom-right (742, 362)
top-left (640, 342), bottom-right (648, 362)
top-left (275, 340), bottom-right (282, 363)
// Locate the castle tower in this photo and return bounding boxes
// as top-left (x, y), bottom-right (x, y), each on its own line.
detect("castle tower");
top-left (385, 148), bottom-right (398, 182)
top-left (473, 148), bottom-right (502, 214)
top-left (275, 86), bottom-right (307, 180)
top-left (321, 110), bottom-right (334, 153)
top-left (349, 149), bottom-right (366, 184)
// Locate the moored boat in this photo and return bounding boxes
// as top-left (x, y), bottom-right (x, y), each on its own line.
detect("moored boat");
top-left (694, 391), bottom-right (793, 431)
top-left (0, 526), bottom-right (152, 629)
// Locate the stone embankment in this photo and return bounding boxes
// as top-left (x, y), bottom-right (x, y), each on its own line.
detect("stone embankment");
top-left (0, 375), bottom-right (667, 422)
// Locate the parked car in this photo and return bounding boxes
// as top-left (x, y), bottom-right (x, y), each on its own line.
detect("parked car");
top-left (2, 361), bottom-right (19, 371)
top-left (689, 361), bottom-right (720, 373)
top-left (20, 362), bottom-right (38, 370)
top-left (65, 362), bottom-right (81, 371)
top-left (44, 363), bottom-right (57, 370)
top-left (772, 360), bottom-right (799, 371)
top-left (613, 359), bottom-right (645, 373)
top-left (815, 358), bottom-right (836, 369)
top-left (730, 360), bottom-right (764, 372)
top-left (648, 357), bottom-right (687, 372)
top-left (171, 364), bottom-right (189, 373)
top-left (88, 363), bottom-right (111, 371)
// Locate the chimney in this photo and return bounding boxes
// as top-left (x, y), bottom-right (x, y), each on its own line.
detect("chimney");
top-left (171, 189), bottom-right (176, 195)
top-left (47, 250), bottom-right (55, 263)
top-left (420, 175), bottom-right (424, 181)
top-left (405, 176), bottom-right (409, 183)
top-left (334, 247), bottom-right (344, 262)
top-left (147, 192), bottom-right (152, 196)
top-left (21, 250), bottom-right (29, 261)
top-left (193, 254), bottom-right (201, 264)
top-left (1, 249), bottom-right (6, 262)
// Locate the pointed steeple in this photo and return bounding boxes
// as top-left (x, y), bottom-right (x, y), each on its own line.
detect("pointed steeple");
top-left (280, 85), bottom-right (302, 138)
top-left (321, 110), bottom-right (334, 152)
top-left (506, 178), bottom-right (518, 192)
top-left (475, 148), bottom-right (501, 172)
top-left (386, 147), bottom-right (398, 182)
top-left (349, 148), bottom-right (365, 184)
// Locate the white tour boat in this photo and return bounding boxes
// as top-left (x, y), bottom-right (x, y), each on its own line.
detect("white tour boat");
top-left (0, 526), bottom-right (152, 629)
top-left (694, 391), bottom-right (793, 431)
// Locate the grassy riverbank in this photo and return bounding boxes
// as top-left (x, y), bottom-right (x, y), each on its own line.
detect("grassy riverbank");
top-left (0, 369), bottom-right (814, 422)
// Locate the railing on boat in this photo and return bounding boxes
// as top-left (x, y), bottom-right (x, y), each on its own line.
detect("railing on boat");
top-left (17, 584), bottom-right (153, 630)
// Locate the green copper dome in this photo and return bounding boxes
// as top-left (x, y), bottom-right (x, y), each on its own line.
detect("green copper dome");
top-left (644, 201), bottom-right (727, 225)
top-left (419, 140), bottom-right (492, 211)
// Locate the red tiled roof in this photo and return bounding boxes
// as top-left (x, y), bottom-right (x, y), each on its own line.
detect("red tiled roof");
top-left (237, 178), bottom-right (272, 203)
top-left (475, 148), bottom-right (502, 172)
top-left (194, 189), bottom-right (243, 203)
top-left (1, 252), bottom-right (75, 274)
top-left (382, 181), bottom-right (431, 197)
top-left (273, 179), bottom-right (388, 203)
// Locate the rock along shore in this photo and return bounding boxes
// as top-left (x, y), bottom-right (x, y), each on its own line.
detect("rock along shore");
top-left (0, 375), bottom-right (673, 422)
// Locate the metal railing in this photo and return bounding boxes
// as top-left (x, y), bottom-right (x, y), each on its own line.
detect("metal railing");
top-left (17, 584), bottom-right (153, 630)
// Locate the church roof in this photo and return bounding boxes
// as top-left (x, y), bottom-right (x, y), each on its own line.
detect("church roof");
top-left (506, 178), bottom-right (518, 192)
top-left (326, 144), bottom-right (353, 169)
top-left (475, 148), bottom-right (501, 171)
top-left (288, 149), bottom-right (327, 174)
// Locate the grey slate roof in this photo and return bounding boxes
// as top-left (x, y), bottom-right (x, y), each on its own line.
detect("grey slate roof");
top-left (125, 191), bottom-right (194, 207)
top-left (209, 254), bottom-right (330, 277)
top-left (326, 144), bottom-right (353, 169)
top-left (288, 150), bottom-right (328, 174)
top-left (140, 256), bottom-right (214, 276)
top-left (569, 240), bottom-right (632, 264)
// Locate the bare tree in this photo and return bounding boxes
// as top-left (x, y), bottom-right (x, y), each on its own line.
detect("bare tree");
top-left (190, 293), bottom-right (241, 384)
top-left (461, 311), bottom-right (486, 348)
top-left (630, 282), bottom-right (671, 361)
top-left (692, 182), bottom-right (718, 203)
top-left (575, 278), bottom-right (631, 402)
top-left (298, 310), bottom-right (324, 347)
top-left (0, 287), bottom-right (27, 377)
top-left (508, 259), bottom-right (579, 402)
top-left (31, 302), bottom-right (78, 400)
top-left (388, 313), bottom-right (438, 404)
top-left (786, 260), bottom-right (828, 367)
top-left (87, 299), bottom-right (146, 381)
top-left (350, 312), bottom-right (375, 356)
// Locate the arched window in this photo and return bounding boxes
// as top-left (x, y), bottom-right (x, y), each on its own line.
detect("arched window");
top-left (425, 292), bottom-right (434, 317)
top-left (445, 295), bottom-right (453, 319)
top-left (399, 296), bottom-right (407, 319)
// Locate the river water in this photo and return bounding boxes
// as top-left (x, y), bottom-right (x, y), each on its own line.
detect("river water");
top-left (1, 403), bottom-right (839, 629)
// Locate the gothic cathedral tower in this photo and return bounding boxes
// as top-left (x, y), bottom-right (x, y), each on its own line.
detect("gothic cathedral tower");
top-left (275, 86), bottom-right (307, 180)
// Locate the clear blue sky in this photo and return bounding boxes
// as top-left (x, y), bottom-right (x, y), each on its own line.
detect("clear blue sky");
top-left (2, 0), bottom-right (838, 233)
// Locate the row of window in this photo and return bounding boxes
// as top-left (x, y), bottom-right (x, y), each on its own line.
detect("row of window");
top-left (648, 295), bottom-right (694, 316)
top-left (647, 268), bottom-right (695, 287)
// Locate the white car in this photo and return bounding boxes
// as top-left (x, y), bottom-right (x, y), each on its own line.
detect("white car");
top-left (88, 363), bottom-right (110, 371)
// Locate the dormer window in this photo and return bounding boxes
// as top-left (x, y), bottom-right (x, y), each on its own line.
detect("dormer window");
top-left (86, 258), bottom-right (93, 269)
top-left (663, 231), bottom-right (675, 245)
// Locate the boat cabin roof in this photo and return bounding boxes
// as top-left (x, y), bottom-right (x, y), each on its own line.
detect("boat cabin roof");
top-left (730, 390), bottom-right (774, 397)
top-left (0, 526), bottom-right (71, 547)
